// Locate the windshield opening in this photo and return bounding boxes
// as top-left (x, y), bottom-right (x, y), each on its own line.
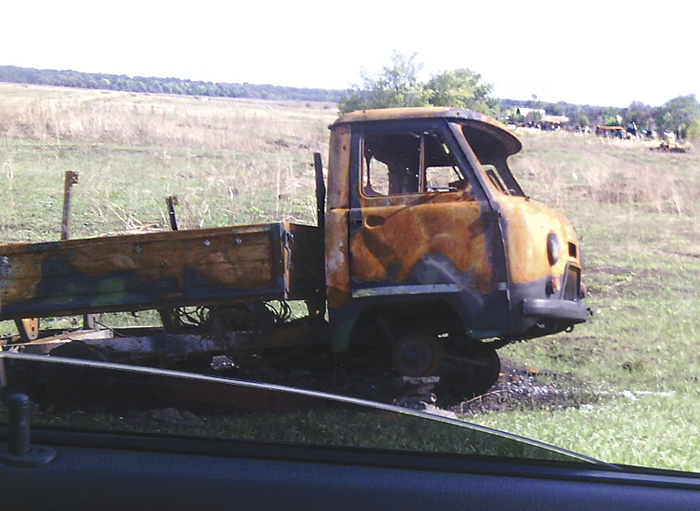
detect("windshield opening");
top-left (458, 122), bottom-right (525, 197)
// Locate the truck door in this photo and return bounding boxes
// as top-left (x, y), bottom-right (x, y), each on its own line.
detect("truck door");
top-left (347, 125), bottom-right (509, 335)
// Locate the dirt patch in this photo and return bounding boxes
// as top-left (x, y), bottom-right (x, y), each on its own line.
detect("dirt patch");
top-left (448, 358), bottom-right (601, 417)
top-left (213, 355), bottom-right (600, 416)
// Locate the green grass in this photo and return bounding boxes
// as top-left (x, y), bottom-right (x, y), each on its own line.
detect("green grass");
top-left (470, 390), bottom-right (700, 471)
top-left (467, 128), bottom-right (700, 470)
top-left (1, 84), bottom-right (700, 471)
top-left (11, 405), bottom-right (572, 462)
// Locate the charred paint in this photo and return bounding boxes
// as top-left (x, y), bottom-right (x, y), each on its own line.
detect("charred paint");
top-left (324, 124), bottom-right (352, 308)
top-left (0, 223), bottom-right (323, 320)
top-left (327, 106), bottom-right (588, 345)
top-left (350, 198), bottom-right (493, 294)
top-left (325, 209), bottom-right (351, 308)
top-left (336, 107), bottom-right (496, 127)
top-left (326, 125), bottom-right (351, 211)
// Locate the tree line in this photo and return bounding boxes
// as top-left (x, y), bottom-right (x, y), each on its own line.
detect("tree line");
top-left (339, 52), bottom-right (700, 140)
top-left (2, 60), bottom-right (698, 140)
top-left (0, 65), bottom-right (344, 103)
top-left (502, 96), bottom-right (700, 140)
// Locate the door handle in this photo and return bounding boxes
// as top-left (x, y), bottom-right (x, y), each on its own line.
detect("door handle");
top-left (365, 215), bottom-right (385, 228)
top-left (349, 210), bottom-right (385, 228)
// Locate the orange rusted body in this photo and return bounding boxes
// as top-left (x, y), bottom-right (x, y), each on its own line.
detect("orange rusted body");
top-left (350, 200), bottom-right (490, 289)
top-left (325, 108), bottom-right (589, 351)
top-left (498, 196), bottom-right (580, 285)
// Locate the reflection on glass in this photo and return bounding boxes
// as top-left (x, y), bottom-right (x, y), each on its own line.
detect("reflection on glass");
top-left (0, 352), bottom-right (596, 464)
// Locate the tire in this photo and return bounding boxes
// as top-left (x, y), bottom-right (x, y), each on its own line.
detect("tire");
top-left (391, 333), bottom-right (443, 377)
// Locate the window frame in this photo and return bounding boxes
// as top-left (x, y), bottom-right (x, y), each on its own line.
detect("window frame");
top-left (358, 128), bottom-right (467, 200)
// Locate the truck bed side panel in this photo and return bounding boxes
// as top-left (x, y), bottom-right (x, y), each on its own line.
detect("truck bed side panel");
top-left (0, 223), bottom-right (323, 320)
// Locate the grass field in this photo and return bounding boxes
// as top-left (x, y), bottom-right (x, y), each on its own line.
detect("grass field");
top-left (474, 129), bottom-right (700, 470)
top-left (1, 83), bottom-right (699, 471)
top-left (0, 84), bottom-right (335, 240)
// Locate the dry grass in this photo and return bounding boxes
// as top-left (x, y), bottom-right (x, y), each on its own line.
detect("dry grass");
top-left (0, 84), bottom-right (337, 241)
top-left (0, 85), bottom-right (333, 151)
top-left (510, 128), bottom-right (700, 216)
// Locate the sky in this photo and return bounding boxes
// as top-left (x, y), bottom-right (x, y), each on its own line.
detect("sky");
top-left (2, 0), bottom-right (698, 108)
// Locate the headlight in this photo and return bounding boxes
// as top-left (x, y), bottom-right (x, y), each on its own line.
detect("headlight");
top-left (547, 232), bottom-right (560, 266)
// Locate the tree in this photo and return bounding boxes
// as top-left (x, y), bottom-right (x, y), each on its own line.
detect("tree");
top-left (654, 95), bottom-right (700, 140)
top-left (625, 101), bottom-right (654, 132)
top-left (339, 52), bottom-right (495, 115)
top-left (425, 68), bottom-right (496, 115)
top-left (339, 52), bottom-right (431, 114)
top-left (545, 102), bottom-right (565, 116)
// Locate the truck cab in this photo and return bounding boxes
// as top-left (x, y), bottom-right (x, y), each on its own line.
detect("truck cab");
top-left (325, 107), bottom-right (590, 390)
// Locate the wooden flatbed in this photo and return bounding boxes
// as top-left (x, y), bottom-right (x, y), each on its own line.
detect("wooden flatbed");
top-left (0, 222), bottom-right (324, 322)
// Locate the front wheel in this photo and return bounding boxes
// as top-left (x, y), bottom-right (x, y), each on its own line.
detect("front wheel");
top-left (439, 347), bottom-right (501, 398)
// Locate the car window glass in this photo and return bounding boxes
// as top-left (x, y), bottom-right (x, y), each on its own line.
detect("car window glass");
top-left (0, 353), bottom-right (594, 464)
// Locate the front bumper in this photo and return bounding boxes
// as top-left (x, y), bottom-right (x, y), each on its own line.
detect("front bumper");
top-left (522, 298), bottom-right (592, 324)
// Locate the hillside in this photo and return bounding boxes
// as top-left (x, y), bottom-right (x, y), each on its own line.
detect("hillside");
top-left (0, 65), bottom-right (344, 103)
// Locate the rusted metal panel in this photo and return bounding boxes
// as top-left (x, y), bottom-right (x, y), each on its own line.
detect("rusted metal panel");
top-left (496, 196), bottom-right (581, 285)
top-left (0, 223), bottom-right (323, 320)
top-left (334, 106), bottom-right (453, 123)
top-left (14, 318), bottom-right (39, 342)
top-left (325, 209), bottom-right (351, 308)
top-left (350, 199), bottom-right (493, 295)
top-left (333, 107), bottom-right (521, 155)
top-left (283, 223), bottom-right (325, 300)
top-left (325, 124), bottom-right (352, 308)
top-left (327, 124), bottom-right (351, 210)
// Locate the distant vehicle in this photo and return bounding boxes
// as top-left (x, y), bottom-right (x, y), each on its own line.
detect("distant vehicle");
top-left (0, 108), bottom-right (590, 395)
top-left (595, 125), bottom-right (629, 138)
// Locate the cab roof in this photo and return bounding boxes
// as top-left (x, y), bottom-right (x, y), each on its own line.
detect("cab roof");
top-left (332, 107), bottom-right (522, 156)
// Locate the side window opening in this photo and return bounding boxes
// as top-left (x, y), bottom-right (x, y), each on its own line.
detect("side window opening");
top-left (363, 132), bottom-right (421, 196)
top-left (424, 133), bottom-right (464, 192)
top-left (362, 130), bottom-right (466, 197)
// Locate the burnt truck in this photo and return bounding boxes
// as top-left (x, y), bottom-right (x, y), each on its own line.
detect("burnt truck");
top-left (0, 107), bottom-right (590, 395)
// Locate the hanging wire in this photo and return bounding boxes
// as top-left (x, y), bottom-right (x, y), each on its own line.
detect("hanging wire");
top-left (264, 300), bottom-right (292, 324)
